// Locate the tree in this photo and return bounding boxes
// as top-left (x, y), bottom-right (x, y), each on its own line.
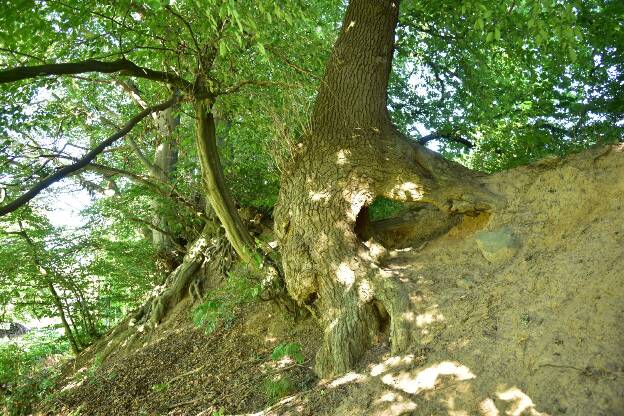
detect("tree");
top-left (0, 0), bottom-right (334, 333)
top-left (273, 0), bottom-right (623, 377)
top-left (274, 0), bottom-right (502, 377)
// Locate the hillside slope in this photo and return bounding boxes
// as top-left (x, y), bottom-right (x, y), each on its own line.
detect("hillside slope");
top-left (50, 145), bottom-right (624, 415)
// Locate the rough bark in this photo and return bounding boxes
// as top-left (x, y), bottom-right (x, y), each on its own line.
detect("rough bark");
top-left (93, 219), bottom-right (234, 362)
top-left (149, 106), bottom-right (180, 256)
top-left (193, 100), bottom-right (296, 313)
top-left (274, 0), bottom-right (503, 377)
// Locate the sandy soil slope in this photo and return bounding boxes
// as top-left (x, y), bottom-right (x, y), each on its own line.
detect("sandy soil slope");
top-left (50, 145), bottom-right (624, 416)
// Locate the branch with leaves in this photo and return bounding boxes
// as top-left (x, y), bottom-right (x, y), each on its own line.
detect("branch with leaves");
top-left (418, 132), bottom-right (474, 148)
top-left (0, 58), bottom-right (193, 91)
top-left (0, 96), bottom-right (179, 216)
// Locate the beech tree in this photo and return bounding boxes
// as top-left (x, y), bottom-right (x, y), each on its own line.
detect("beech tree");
top-left (0, 0), bottom-right (333, 328)
top-left (274, 0), bottom-right (503, 377)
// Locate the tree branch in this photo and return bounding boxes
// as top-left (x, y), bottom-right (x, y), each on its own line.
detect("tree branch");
top-left (127, 216), bottom-right (187, 253)
top-left (0, 96), bottom-right (178, 216)
top-left (418, 132), bottom-right (474, 148)
top-left (84, 162), bottom-right (203, 216)
top-left (216, 79), bottom-right (296, 96)
top-left (0, 58), bottom-right (193, 92)
top-left (531, 120), bottom-right (572, 137)
top-left (164, 5), bottom-right (201, 53)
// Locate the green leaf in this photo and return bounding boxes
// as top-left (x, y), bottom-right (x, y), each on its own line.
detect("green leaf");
top-left (271, 343), bottom-right (304, 364)
top-left (475, 18), bottom-right (485, 31)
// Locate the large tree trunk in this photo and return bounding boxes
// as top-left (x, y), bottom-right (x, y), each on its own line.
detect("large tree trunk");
top-left (274, 0), bottom-right (503, 377)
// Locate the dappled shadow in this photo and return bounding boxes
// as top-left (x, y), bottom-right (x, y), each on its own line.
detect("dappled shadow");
top-left (250, 355), bottom-right (550, 416)
top-left (258, 147), bottom-right (624, 415)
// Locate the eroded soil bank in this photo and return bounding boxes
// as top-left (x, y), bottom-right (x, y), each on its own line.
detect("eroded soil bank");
top-left (49, 145), bottom-right (624, 415)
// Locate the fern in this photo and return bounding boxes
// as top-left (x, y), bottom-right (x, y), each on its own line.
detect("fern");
top-left (263, 376), bottom-right (292, 403)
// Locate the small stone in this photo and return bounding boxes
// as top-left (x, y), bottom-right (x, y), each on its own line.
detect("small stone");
top-left (475, 226), bottom-right (521, 263)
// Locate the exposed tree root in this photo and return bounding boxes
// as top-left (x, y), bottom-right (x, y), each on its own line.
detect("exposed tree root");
top-left (89, 223), bottom-right (235, 363)
top-left (133, 226), bottom-right (235, 328)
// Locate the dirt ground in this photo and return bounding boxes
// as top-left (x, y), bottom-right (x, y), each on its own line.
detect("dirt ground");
top-left (48, 145), bottom-right (624, 415)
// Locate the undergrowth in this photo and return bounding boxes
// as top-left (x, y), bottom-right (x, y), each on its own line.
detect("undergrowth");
top-left (262, 342), bottom-right (306, 404)
top-left (0, 328), bottom-right (70, 415)
top-left (192, 266), bottom-right (261, 334)
top-left (271, 342), bottom-right (304, 364)
top-left (263, 376), bottom-right (293, 404)
top-left (369, 197), bottom-right (405, 221)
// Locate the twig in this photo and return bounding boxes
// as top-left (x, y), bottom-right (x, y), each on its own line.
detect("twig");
top-left (168, 364), bottom-right (206, 384)
top-left (168, 397), bottom-right (201, 410)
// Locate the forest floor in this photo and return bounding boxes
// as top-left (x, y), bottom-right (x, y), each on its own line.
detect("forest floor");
top-left (43, 144), bottom-right (624, 416)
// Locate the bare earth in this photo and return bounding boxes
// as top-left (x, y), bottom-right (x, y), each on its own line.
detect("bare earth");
top-left (49, 145), bottom-right (624, 416)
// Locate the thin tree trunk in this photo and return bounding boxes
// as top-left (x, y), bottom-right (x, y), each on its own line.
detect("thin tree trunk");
top-left (117, 81), bottom-right (181, 259)
top-left (274, 0), bottom-right (503, 377)
top-left (47, 281), bottom-right (81, 354)
top-left (60, 273), bottom-right (98, 337)
top-left (194, 100), bottom-right (256, 264)
top-left (149, 106), bottom-right (180, 254)
top-left (14, 225), bottom-right (83, 353)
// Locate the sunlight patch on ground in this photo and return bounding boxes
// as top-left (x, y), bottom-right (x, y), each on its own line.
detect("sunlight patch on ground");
top-left (61, 366), bottom-right (89, 392)
top-left (61, 378), bottom-right (86, 392)
top-left (373, 391), bottom-right (418, 415)
top-left (415, 305), bottom-right (445, 328)
top-left (479, 398), bottom-right (501, 416)
top-left (497, 387), bottom-right (547, 416)
top-left (328, 371), bottom-right (367, 387)
top-left (401, 311), bottom-right (415, 322)
top-left (363, 240), bottom-right (387, 259)
top-left (380, 361), bottom-right (476, 394)
top-left (370, 355), bottom-right (417, 376)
